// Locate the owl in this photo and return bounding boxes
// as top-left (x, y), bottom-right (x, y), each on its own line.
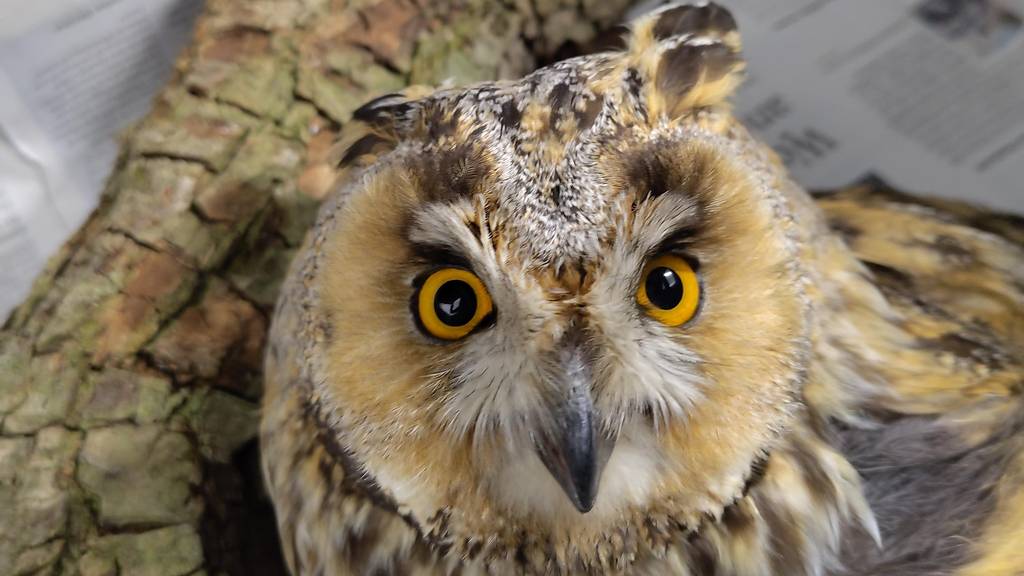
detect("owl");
top-left (260, 2), bottom-right (1024, 575)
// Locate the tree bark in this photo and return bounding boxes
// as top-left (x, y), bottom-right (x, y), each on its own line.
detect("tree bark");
top-left (0, 1), bottom-right (631, 574)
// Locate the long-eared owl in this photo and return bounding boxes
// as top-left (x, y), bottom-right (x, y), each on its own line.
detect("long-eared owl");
top-left (261, 2), bottom-right (1024, 574)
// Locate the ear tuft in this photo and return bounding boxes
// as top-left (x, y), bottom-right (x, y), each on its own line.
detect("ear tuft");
top-left (628, 2), bottom-right (745, 119)
top-left (650, 2), bottom-right (738, 42)
top-left (339, 86), bottom-right (435, 169)
top-left (351, 92), bottom-right (415, 126)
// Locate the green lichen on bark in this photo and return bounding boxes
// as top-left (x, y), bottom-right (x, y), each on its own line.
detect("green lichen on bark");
top-left (78, 425), bottom-right (203, 528)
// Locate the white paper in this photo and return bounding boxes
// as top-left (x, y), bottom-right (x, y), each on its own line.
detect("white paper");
top-left (727, 0), bottom-right (1024, 212)
top-left (0, 0), bottom-right (202, 317)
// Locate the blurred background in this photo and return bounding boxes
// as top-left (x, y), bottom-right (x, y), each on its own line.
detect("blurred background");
top-left (1, 0), bottom-right (1022, 318)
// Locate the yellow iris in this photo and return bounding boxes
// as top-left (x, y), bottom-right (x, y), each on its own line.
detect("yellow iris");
top-left (636, 254), bottom-right (700, 327)
top-left (416, 268), bottom-right (494, 340)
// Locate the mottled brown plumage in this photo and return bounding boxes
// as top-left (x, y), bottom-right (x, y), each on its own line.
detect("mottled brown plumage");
top-left (261, 3), bottom-right (1024, 574)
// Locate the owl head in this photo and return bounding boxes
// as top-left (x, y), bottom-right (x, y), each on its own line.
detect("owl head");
top-left (316, 1), bottom-right (812, 568)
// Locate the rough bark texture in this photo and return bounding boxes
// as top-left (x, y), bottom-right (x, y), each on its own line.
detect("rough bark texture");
top-left (0, 1), bottom-right (632, 574)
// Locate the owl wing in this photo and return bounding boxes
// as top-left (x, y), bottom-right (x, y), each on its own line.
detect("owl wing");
top-left (817, 184), bottom-right (1024, 576)
top-left (818, 184), bottom-right (1023, 376)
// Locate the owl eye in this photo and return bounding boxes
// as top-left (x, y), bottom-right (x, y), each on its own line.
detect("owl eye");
top-left (415, 268), bottom-right (494, 341)
top-left (636, 254), bottom-right (700, 327)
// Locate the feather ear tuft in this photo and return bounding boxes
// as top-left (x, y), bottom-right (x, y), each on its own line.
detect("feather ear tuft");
top-left (627, 2), bottom-right (745, 119)
top-left (338, 86), bottom-right (435, 170)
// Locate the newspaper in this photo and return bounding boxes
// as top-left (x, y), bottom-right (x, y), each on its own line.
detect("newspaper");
top-left (726, 0), bottom-right (1024, 210)
top-left (0, 0), bottom-right (1022, 318)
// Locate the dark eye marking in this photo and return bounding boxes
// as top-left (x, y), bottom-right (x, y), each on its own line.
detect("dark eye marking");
top-left (651, 228), bottom-right (703, 259)
top-left (410, 243), bottom-right (474, 271)
top-left (621, 144), bottom-right (715, 245)
top-left (625, 149), bottom-right (674, 199)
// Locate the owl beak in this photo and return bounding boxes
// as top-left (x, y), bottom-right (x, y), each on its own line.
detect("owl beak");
top-left (534, 339), bottom-right (615, 514)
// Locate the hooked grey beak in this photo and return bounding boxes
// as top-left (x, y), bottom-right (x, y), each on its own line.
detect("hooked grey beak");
top-left (533, 336), bottom-right (615, 513)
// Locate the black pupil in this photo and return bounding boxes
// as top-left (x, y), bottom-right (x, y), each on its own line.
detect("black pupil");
top-left (434, 280), bottom-right (478, 327)
top-left (645, 267), bottom-right (684, 310)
